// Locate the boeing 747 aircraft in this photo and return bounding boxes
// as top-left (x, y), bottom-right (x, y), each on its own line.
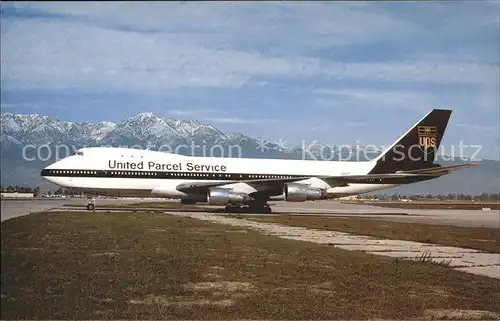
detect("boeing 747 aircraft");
top-left (41, 109), bottom-right (474, 212)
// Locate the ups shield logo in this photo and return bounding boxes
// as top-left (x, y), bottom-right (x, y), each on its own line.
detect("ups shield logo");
top-left (418, 126), bottom-right (437, 152)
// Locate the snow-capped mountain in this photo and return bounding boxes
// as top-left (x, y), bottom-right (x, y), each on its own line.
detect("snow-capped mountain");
top-left (0, 112), bottom-right (286, 156)
top-left (0, 113), bottom-right (116, 145)
top-left (0, 112), bottom-right (380, 159)
top-left (1, 112), bottom-right (235, 146)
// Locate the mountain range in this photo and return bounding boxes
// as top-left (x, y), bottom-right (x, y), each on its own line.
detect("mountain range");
top-left (1, 112), bottom-right (499, 195)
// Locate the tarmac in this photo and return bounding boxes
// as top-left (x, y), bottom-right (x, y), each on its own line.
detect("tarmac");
top-left (271, 200), bottom-right (500, 228)
top-left (0, 197), bottom-right (162, 222)
top-left (2, 197), bottom-right (499, 227)
top-left (2, 197), bottom-right (499, 279)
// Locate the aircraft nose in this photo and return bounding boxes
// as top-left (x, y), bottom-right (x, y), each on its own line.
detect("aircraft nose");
top-left (41, 163), bottom-right (54, 177)
top-left (41, 162), bottom-right (58, 183)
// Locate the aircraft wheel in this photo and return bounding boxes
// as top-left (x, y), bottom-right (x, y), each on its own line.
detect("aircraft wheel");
top-left (86, 203), bottom-right (95, 211)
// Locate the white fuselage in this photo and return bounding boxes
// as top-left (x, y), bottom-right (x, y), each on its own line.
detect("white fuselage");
top-left (42, 147), bottom-right (398, 200)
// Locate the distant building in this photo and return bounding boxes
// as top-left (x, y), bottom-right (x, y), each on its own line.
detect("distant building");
top-left (1, 192), bottom-right (34, 198)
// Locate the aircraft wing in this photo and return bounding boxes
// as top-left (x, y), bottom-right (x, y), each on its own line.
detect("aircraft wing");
top-left (175, 171), bottom-right (453, 194)
top-left (175, 176), bottom-right (311, 194)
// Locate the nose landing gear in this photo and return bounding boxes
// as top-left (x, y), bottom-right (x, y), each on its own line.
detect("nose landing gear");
top-left (86, 198), bottom-right (96, 211)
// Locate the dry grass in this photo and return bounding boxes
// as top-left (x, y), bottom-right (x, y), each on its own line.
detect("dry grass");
top-left (342, 200), bottom-right (500, 210)
top-left (248, 215), bottom-right (500, 253)
top-left (2, 211), bottom-right (500, 320)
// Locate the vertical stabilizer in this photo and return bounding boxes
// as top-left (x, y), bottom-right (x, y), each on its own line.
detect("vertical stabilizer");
top-left (369, 109), bottom-right (452, 174)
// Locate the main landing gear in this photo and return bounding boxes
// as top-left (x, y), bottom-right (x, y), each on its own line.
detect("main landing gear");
top-left (224, 203), bottom-right (272, 214)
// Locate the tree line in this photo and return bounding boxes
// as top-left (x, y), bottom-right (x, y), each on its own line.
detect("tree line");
top-left (0, 186), bottom-right (83, 197)
top-left (364, 193), bottom-right (500, 201)
top-left (1, 186), bottom-right (41, 195)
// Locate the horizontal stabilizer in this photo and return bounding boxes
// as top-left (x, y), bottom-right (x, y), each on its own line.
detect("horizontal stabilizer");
top-left (395, 163), bottom-right (478, 175)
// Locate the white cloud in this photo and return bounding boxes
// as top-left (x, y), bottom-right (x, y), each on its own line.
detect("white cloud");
top-left (0, 102), bottom-right (41, 109)
top-left (455, 123), bottom-right (498, 131)
top-left (343, 121), bottom-right (367, 127)
top-left (167, 109), bottom-right (221, 117)
top-left (1, 3), bottom-right (497, 92)
top-left (308, 121), bottom-right (366, 132)
top-left (1, 103), bottom-right (15, 109)
top-left (314, 88), bottom-right (443, 111)
top-left (203, 117), bottom-right (278, 125)
top-left (330, 61), bottom-right (496, 85)
top-left (12, 2), bottom-right (417, 49)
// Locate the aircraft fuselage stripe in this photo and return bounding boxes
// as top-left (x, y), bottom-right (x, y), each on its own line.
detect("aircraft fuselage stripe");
top-left (40, 169), bottom-right (433, 185)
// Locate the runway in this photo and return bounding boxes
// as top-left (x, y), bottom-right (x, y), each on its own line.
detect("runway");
top-left (0, 197), bottom-right (162, 222)
top-left (2, 198), bottom-right (499, 228)
top-left (270, 200), bottom-right (500, 228)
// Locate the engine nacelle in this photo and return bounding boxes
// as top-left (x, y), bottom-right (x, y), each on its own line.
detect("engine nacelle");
top-left (207, 187), bottom-right (252, 205)
top-left (283, 183), bottom-right (328, 202)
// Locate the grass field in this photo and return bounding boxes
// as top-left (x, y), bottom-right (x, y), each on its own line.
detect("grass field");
top-left (342, 200), bottom-right (500, 210)
top-left (247, 215), bottom-right (500, 253)
top-left (2, 212), bottom-right (500, 320)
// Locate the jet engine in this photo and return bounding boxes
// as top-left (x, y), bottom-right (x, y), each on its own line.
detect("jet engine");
top-left (207, 187), bottom-right (252, 205)
top-left (283, 183), bottom-right (328, 202)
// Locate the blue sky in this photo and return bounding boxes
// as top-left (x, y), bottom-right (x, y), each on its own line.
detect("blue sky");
top-left (1, 1), bottom-right (499, 159)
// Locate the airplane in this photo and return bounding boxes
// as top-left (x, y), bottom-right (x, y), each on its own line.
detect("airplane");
top-left (41, 109), bottom-right (475, 212)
